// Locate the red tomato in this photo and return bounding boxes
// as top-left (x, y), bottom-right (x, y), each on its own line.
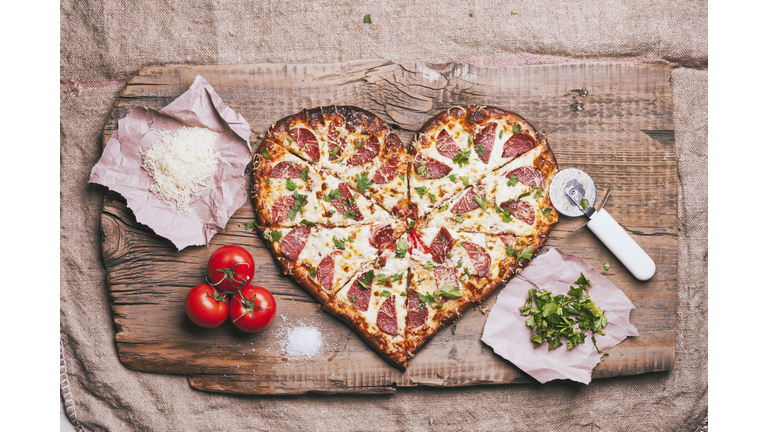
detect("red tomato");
top-left (207, 245), bottom-right (255, 292)
top-left (230, 285), bottom-right (276, 333)
top-left (184, 284), bottom-right (229, 328)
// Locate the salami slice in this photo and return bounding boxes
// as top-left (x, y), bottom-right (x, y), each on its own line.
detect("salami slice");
top-left (347, 135), bottom-right (379, 166)
top-left (461, 241), bottom-right (491, 278)
top-left (414, 153), bottom-right (451, 180)
top-left (271, 195), bottom-right (295, 224)
top-left (376, 296), bottom-right (399, 336)
top-left (507, 166), bottom-right (545, 190)
top-left (289, 127), bottom-right (320, 162)
top-left (502, 132), bottom-right (536, 159)
top-left (451, 186), bottom-right (485, 214)
top-left (407, 290), bottom-right (428, 328)
top-left (373, 156), bottom-right (399, 184)
top-left (436, 129), bottom-right (461, 159)
top-left (279, 226), bottom-right (310, 261)
top-left (370, 224), bottom-right (396, 251)
top-left (429, 227), bottom-right (455, 264)
top-left (473, 124), bottom-right (496, 164)
top-left (269, 161), bottom-right (302, 179)
top-left (317, 251), bottom-right (341, 290)
top-left (330, 183), bottom-right (363, 221)
top-left (348, 276), bottom-right (372, 311)
top-left (499, 199), bottom-right (536, 225)
top-left (434, 266), bottom-right (459, 289)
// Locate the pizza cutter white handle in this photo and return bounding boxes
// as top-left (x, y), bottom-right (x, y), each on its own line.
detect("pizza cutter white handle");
top-left (587, 210), bottom-right (656, 281)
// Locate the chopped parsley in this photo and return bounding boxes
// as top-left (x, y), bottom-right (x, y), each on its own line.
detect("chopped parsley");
top-left (439, 285), bottom-right (462, 299)
top-left (285, 178), bottom-right (298, 191)
top-left (363, 13), bottom-right (372, 23)
top-left (354, 139), bottom-right (365, 150)
top-left (439, 204), bottom-right (448, 212)
top-left (513, 190), bottom-right (531, 202)
top-left (460, 176), bottom-right (470, 186)
top-left (245, 221), bottom-right (258, 230)
top-left (451, 324), bottom-right (457, 334)
top-left (454, 214), bottom-right (466, 223)
top-left (428, 192), bottom-right (437, 203)
top-left (532, 188), bottom-right (543, 199)
top-left (505, 245), bottom-right (516, 258)
top-left (520, 273), bottom-right (608, 351)
top-left (415, 186), bottom-right (428, 199)
top-left (357, 270), bottom-right (375, 290)
top-left (395, 237), bottom-right (408, 258)
top-left (397, 174), bottom-right (406, 182)
top-left (417, 160), bottom-right (427, 175)
top-left (261, 148), bottom-right (271, 159)
top-left (300, 167), bottom-right (309, 183)
top-left (329, 147), bottom-right (340, 159)
top-left (323, 188), bottom-right (342, 202)
top-left (449, 174), bottom-right (457, 182)
top-left (355, 171), bottom-right (373, 191)
top-left (349, 294), bottom-right (356, 303)
top-left (452, 148), bottom-right (472, 168)
top-left (499, 129), bottom-right (504, 139)
top-left (603, 262), bottom-right (611, 271)
top-left (512, 123), bottom-right (522, 133)
top-left (507, 174), bottom-right (519, 187)
top-left (300, 219), bottom-right (316, 227)
top-left (542, 207), bottom-right (553, 216)
top-left (343, 211), bottom-right (357, 219)
top-left (474, 144), bottom-right (485, 157)
top-left (287, 192), bottom-right (308, 221)
top-left (375, 272), bottom-right (404, 285)
top-left (268, 230), bottom-right (283, 242)
top-left (309, 267), bottom-right (318, 278)
top-left (332, 235), bottom-right (352, 250)
top-left (517, 246), bottom-right (533, 261)
top-left (380, 290), bottom-right (392, 298)
top-left (424, 261), bottom-right (435, 270)
top-left (473, 195), bottom-right (489, 210)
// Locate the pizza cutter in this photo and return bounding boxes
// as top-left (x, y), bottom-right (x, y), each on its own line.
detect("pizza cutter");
top-left (549, 168), bottom-right (656, 281)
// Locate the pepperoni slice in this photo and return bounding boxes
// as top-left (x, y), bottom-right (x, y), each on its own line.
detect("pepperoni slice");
top-left (499, 199), bottom-right (536, 225)
top-left (473, 124), bottom-right (496, 164)
top-left (348, 276), bottom-right (372, 311)
top-left (376, 296), bottom-right (398, 336)
top-left (461, 241), bottom-right (491, 278)
top-left (429, 227), bottom-right (455, 264)
top-left (451, 186), bottom-right (485, 214)
top-left (327, 116), bottom-right (345, 161)
top-left (436, 129), bottom-right (461, 159)
top-left (269, 161), bottom-right (303, 178)
top-left (507, 166), bottom-right (545, 190)
top-left (330, 183), bottom-right (363, 221)
top-left (317, 251), bottom-right (341, 290)
top-left (373, 156), bottom-right (399, 184)
top-left (392, 202), bottom-right (417, 220)
top-left (502, 132), bottom-right (536, 159)
top-left (414, 153), bottom-right (452, 180)
top-left (407, 290), bottom-right (429, 328)
top-left (271, 195), bottom-right (295, 224)
top-left (370, 224), bottom-right (396, 251)
top-left (500, 235), bottom-right (517, 247)
top-left (279, 226), bottom-right (310, 261)
top-left (347, 135), bottom-right (379, 166)
top-left (289, 127), bottom-right (320, 162)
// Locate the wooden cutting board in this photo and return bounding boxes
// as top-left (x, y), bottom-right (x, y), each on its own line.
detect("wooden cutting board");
top-left (101, 61), bottom-right (677, 395)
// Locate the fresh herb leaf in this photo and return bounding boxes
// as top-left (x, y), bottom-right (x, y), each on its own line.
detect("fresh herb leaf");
top-left (473, 194), bottom-right (489, 210)
top-left (469, 12), bottom-right (474, 17)
top-left (449, 174), bottom-right (457, 182)
top-left (514, 190), bottom-right (531, 202)
top-left (271, 231), bottom-right (283, 242)
top-left (507, 174), bottom-right (519, 187)
top-left (332, 235), bottom-right (351, 250)
top-left (398, 174), bottom-right (406, 182)
top-left (499, 129), bottom-right (504, 139)
top-left (603, 262), bottom-right (610, 271)
top-left (460, 176), bottom-right (470, 186)
top-left (329, 147), bottom-right (340, 159)
top-left (395, 237), bottom-right (408, 258)
top-left (451, 324), bottom-right (457, 334)
top-left (349, 294), bottom-right (357, 303)
top-left (355, 171), bottom-right (373, 191)
top-left (428, 193), bottom-right (437, 203)
top-left (516, 246), bottom-right (533, 261)
top-left (532, 188), bottom-right (543, 199)
top-left (439, 205), bottom-right (448, 212)
top-left (323, 188), bottom-right (342, 202)
top-left (454, 214), bottom-right (466, 223)
top-left (400, 291), bottom-right (407, 297)
top-left (542, 207), bottom-right (553, 216)
top-left (354, 139), bottom-right (365, 150)
top-left (380, 290), bottom-right (392, 298)
top-left (512, 123), bottom-right (522, 133)
top-left (245, 221), bottom-right (258, 230)
top-left (310, 267), bottom-right (318, 278)
top-left (358, 270), bottom-right (375, 290)
top-left (506, 245), bottom-right (516, 258)
top-left (452, 148), bottom-right (472, 168)
top-left (300, 167), bottom-right (309, 183)
top-left (415, 186), bottom-right (428, 199)
top-left (288, 192), bottom-right (308, 221)
top-left (424, 261), bottom-right (435, 270)
top-left (468, 136), bottom-right (474, 147)
top-left (439, 285), bottom-right (462, 299)
top-left (285, 178), bottom-right (298, 191)
top-left (300, 219), bottom-right (316, 227)
top-left (464, 268), bottom-right (472, 279)
top-left (343, 211), bottom-right (356, 219)
top-left (265, 178), bottom-right (271, 185)
top-left (417, 161), bottom-right (427, 175)
top-left (363, 13), bottom-right (372, 23)
top-left (474, 144), bottom-right (485, 157)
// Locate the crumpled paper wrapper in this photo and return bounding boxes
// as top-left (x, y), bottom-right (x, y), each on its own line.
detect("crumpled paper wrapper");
top-left (89, 75), bottom-right (252, 250)
top-left (481, 248), bottom-right (638, 384)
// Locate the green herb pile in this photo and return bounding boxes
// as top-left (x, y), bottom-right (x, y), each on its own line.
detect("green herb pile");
top-left (520, 273), bottom-right (608, 352)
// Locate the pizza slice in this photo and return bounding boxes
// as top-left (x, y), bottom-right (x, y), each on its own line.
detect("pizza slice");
top-left (423, 141), bottom-right (560, 237)
top-left (409, 105), bottom-right (543, 216)
top-left (257, 223), bottom-right (404, 303)
top-left (323, 247), bottom-right (410, 369)
top-left (252, 138), bottom-right (395, 228)
top-left (263, 107), bottom-right (411, 217)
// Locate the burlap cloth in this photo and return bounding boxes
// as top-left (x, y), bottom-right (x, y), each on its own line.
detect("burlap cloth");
top-left (60, 1), bottom-right (707, 430)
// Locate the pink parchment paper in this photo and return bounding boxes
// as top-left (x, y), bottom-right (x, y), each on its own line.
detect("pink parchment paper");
top-left (481, 248), bottom-right (638, 384)
top-left (89, 76), bottom-right (252, 250)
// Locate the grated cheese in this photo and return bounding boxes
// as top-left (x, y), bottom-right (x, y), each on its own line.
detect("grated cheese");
top-left (141, 126), bottom-right (220, 215)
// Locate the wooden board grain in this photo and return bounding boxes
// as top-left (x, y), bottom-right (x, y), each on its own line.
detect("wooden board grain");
top-left (101, 61), bottom-right (677, 395)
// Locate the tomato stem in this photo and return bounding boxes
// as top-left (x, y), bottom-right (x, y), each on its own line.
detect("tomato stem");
top-left (210, 262), bottom-right (251, 288)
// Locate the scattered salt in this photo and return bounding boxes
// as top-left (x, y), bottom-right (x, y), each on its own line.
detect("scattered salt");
top-left (277, 323), bottom-right (324, 358)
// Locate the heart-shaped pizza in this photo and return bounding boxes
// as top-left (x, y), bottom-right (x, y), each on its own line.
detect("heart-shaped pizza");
top-left (252, 105), bottom-right (559, 369)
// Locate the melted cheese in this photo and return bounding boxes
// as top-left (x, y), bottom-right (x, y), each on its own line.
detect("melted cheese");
top-left (142, 126), bottom-right (219, 214)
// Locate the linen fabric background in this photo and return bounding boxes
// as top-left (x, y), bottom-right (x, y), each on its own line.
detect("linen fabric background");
top-left (60, 1), bottom-right (707, 430)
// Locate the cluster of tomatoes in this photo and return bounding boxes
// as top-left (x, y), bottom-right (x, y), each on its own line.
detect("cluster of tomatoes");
top-left (184, 245), bottom-right (276, 333)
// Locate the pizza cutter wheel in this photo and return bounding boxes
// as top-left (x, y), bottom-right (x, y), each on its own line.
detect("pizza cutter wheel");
top-left (549, 168), bottom-right (656, 281)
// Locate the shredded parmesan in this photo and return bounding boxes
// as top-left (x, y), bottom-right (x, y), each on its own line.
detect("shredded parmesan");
top-left (141, 126), bottom-right (220, 215)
